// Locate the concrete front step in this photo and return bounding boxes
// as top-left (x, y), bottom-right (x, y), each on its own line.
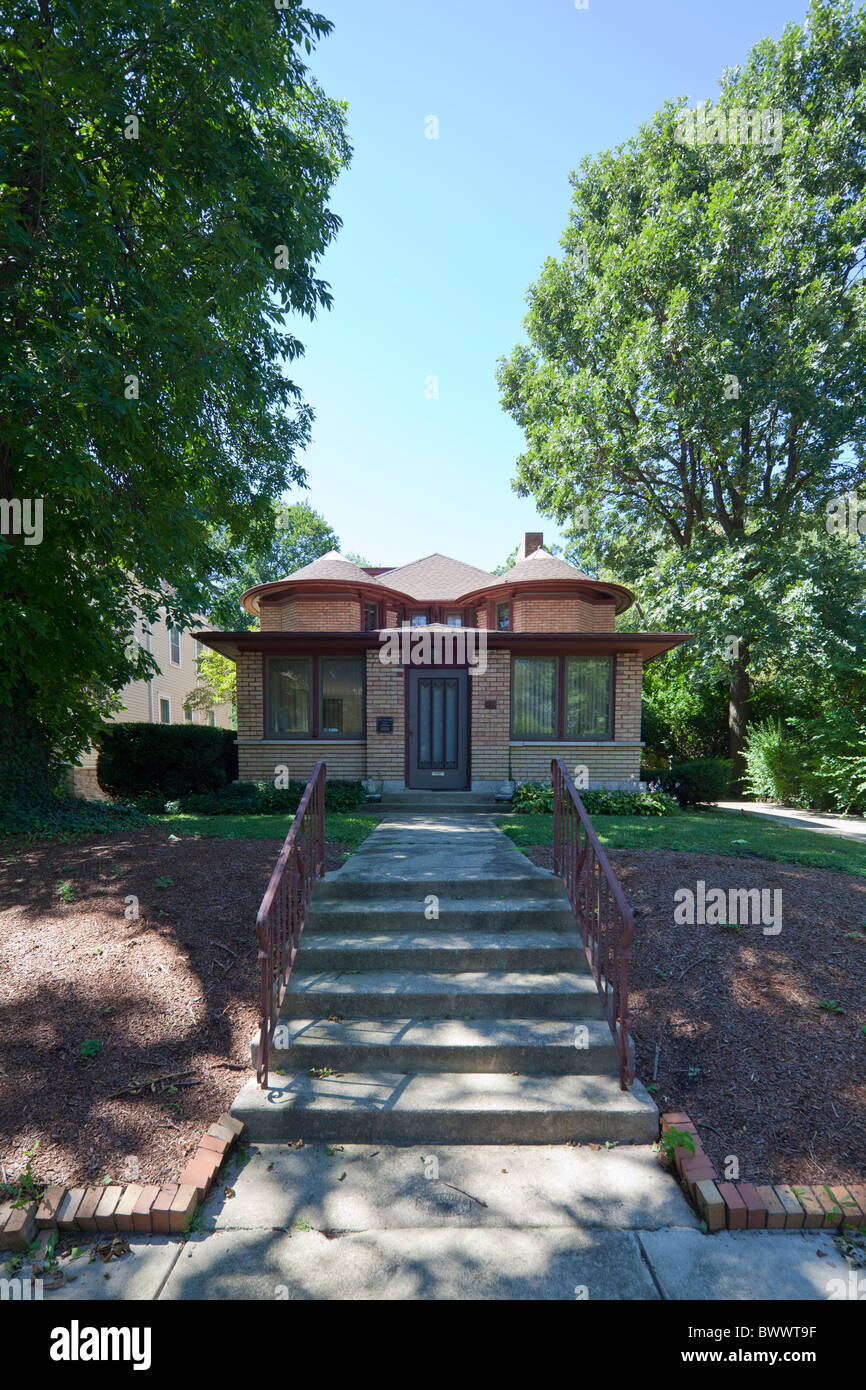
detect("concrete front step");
top-left (280, 969), bottom-right (605, 1019)
top-left (318, 872), bottom-right (566, 902)
top-left (254, 1015), bottom-right (620, 1075)
top-left (298, 929), bottom-right (586, 973)
top-left (307, 895), bottom-right (578, 933)
top-left (232, 1071), bottom-right (658, 1144)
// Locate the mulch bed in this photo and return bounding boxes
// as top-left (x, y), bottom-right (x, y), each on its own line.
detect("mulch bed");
top-left (0, 831), bottom-right (349, 1188)
top-left (528, 845), bottom-right (866, 1187)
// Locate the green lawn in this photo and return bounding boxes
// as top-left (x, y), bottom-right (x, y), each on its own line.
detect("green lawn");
top-left (152, 811), bottom-right (381, 850)
top-left (498, 809), bottom-right (866, 876)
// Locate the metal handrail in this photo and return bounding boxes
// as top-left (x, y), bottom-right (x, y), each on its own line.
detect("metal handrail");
top-left (551, 758), bottom-right (635, 1088)
top-left (255, 761), bottom-right (326, 1086)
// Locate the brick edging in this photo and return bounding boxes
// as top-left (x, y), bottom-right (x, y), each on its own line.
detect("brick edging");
top-left (0, 1114), bottom-right (245, 1252)
top-left (661, 1112), bottom-right (866, 1233)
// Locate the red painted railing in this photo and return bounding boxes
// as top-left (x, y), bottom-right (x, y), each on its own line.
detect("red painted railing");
top-left (551, 758), bottom-right (635, 1088)
top-left (255, 761), bottom-right (326, 1086)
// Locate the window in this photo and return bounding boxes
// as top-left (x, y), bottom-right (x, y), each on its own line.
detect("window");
top-left (511, 656), bottom-right (613, 740)
top-left (565, 657), bottom-right (612, 739)
top-left (159, 696), bottom-right (171, 724)
top-left (363, 601), bottom-right (379, 632)
top-left (208, 709), bottom-right (215, 727)
top-left (184, 706), bottom-right (193, 723)
top-left (496, 602), bottom-right (510, 631)
top-left (409, 612), bottom-right (429, 627)
top-left (195, 639), bottom-right (204, 660)
top-left (169, 627), bottom-right (181, 666)
top-left (445, 612), bottom-right (463, 627)
top-left (512, 658), bottom-right (557, 738)
top-left (266, 657), bottom-right (312, 737)
top-left (320, 657), bottom-right (364, 736)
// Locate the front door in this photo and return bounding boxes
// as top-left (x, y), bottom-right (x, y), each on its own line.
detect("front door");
top-left (407, 668), bottom-right (469, 790)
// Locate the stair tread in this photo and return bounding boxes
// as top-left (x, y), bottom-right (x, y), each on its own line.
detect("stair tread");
top-left (268, 1017), bottom-right (612, 1046)
top-left (301, 930), bottom-right (583, 952)
top-left (288, 969), bottom-right (598, 994)
top-left (245, 1070), bottom-right (655, 1115)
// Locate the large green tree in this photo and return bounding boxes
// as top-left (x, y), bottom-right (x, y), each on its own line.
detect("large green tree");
top-left (498, 0), bottom-right (866, 781)
top-left (205, 499), bottom-right (338, 632)
top-left (0, 0), bottom-right (349, 806)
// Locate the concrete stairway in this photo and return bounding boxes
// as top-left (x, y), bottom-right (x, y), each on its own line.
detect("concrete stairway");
top-left (376, 789), bottom-right (505, 813)
top-left (232, 814), bottom-right (657, 1144)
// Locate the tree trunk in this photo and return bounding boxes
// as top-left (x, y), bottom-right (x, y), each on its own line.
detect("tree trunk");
top-left (728, 645), bottom-right (751, 794)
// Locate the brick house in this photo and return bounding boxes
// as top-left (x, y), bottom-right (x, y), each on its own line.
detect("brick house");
top-left (197, 534), bottom-right (688, 794)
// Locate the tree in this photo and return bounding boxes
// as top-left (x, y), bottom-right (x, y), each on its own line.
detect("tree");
top-left (498, 0), bottom-right (866, 782)
top-left (0, 0), bottom-right (350, 806)
top-left (206, 499), bottom-right (338, 632)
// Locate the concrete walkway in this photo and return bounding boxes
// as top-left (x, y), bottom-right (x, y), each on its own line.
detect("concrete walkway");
top-left (25, 1141), bottom-right (852, 1300)
top-left (717, 800), bottom-right (866, 843)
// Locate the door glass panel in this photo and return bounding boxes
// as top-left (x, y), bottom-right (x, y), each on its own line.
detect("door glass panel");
top-left (445, 680), bottom-right (457, 766)
top-left (419, 681), bottom-right (431, 765)
top-left (431, 680), bottom-right (444, 765)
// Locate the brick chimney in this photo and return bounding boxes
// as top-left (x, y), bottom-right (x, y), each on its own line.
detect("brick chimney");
top-left (517, 531), bottom-right (543, 561)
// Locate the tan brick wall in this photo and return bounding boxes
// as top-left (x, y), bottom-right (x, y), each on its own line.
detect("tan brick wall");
top-left (259, 598), bottom-right (362, 632)
top-left (365, 651), bottom-right (405, 782)
top-left (512, 597), bottom-right (616, 633)
top-left (470, 650), bottom-right (510, 783)
top-left (237, 651), bottom-right (264, 740)
top-left (614, 651), bottom-right (642, 740)
top-left (238, 741), bottom-right (366, 783)
top-left (510, 743), bottom-right (643, 786)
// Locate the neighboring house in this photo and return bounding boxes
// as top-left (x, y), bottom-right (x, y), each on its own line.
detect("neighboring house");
top-left (197, 533), bottom-right (689, 794)
top-left (71, 607), bottom-right (233, 798)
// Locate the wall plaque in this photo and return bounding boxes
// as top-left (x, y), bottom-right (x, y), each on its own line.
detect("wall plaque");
top-left (376, 717), bottom-right (394, 733)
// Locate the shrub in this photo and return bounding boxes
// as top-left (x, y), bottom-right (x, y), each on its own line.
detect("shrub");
top-left (745, 712), bottom-right (866, 814)
top-left (511, 780), bottom-right (676, 817)
top-left (653, 758), bottom-right (731, 807)
top-left (96, 723), bottom-right (237, 799)
top-left (134, 777), bottom-right (367, 817)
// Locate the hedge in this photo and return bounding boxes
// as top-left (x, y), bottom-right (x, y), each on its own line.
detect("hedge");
top-left (96, 723), bottom-right (238, 798)
top-left (646, 758), bottom-right (731, 807)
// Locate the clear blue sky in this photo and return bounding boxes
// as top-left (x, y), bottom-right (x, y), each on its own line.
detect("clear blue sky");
top-left (288, 0), bottom-right (806, 571)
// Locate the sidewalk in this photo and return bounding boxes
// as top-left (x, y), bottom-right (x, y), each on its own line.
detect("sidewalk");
top-left (717, 801), bottom-right (866, 843)
top-left (24, 1141), bottom-right (852, 1301)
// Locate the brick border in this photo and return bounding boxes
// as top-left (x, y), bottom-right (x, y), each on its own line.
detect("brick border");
top-left (661, 1112), bottom-right (866, 1234)
top-left (0, 1113), bottom-right (245, 1252)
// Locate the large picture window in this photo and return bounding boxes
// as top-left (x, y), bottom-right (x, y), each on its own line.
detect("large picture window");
top-left (511, 656), bottom-right (612, 740)
top-left (265, 656), bottom-right (365, 738)
top-left (266, 657), bottom-right (312, 737)
top-left (565, 657), bottom-right (612, 739)
top-left (512, 657), bottom-right (557, 738)
top-left (320, 658), bottom-right (364, 736)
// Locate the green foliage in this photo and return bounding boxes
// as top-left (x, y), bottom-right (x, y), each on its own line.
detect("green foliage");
top-left (79, 1039), bottom-right (102, 1059)
top-left (745, 711), bottom-right (866, 814)
top-left (0, 1), bottom-right (350, 792)
top-left (511, 780), bottom-right (676, 816)
top-left (152, 777), bottom-right (366, 816)
top-left (0, 789), bottom-right (148, 839)
top-left (498, 0), bottom-right (866, 768)
top-left (97, 723), bottom-right (237, 799)
top-left (205, 500), bottom-right (340, 632)
top-left (657, 1127), bottom-right (695, 1162)
top-left (650, 759), bottom-right (732, 807)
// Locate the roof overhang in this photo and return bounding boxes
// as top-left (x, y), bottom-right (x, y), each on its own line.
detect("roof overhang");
top-left (194, 629), bottom-right (691, 664)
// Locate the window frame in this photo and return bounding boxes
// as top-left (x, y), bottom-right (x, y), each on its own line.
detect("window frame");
top-left (263, 654), bottom-right (366, 741)
top-left (158, 695), bottom-right (171, 725)
top-left (510, 655), bottom-right (614, 742)
top-left (363, 600), bottom-right (380, 632)
top-left (495, 601), bottom-right (511, 631)
top-left (169, 627), bottom-right (181, 667)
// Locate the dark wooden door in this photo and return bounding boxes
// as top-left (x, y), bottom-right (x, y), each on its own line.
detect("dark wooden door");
top-left (407, 669), bottom-right (469, 790)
